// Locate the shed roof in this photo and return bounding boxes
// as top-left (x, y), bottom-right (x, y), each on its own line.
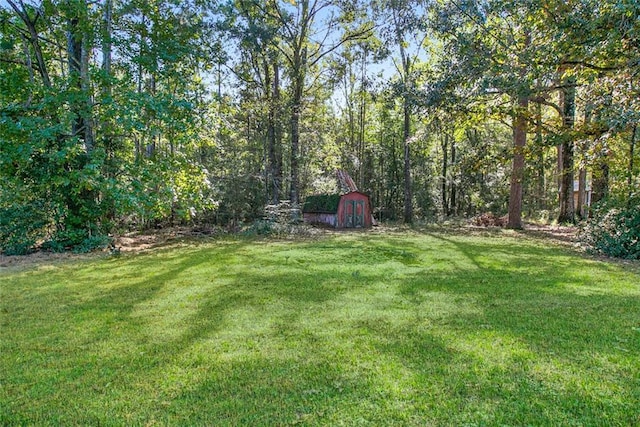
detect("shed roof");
top-left (302, 194), bottom-right (341, 213)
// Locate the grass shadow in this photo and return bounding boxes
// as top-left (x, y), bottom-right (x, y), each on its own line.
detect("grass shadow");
top-left (2, 231), bottom-right (639, 425)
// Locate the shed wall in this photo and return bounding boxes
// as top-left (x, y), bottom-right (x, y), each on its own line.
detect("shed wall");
top-left (303, 212), bottom-right (337, 227)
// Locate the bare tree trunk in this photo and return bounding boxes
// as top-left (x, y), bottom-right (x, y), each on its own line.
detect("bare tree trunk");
top-left (288, 0), bottom-right (309, 206)
top-left (102, 0), bottom-right (112, 93)
top-left (507, 93), bottom-right (529, 229)
top-left (403, 96), bottom-right (413, 223)
top-left (62, 1), bottom-right (97, 236)
top-left (101, 0), bottom-right (114, 182)
top-left (441, 131), bottom-right (448, 216)
top-left (81, 27), bottom-right (94, 152)
top-left (556, 144), bottom-right (563, 198)
top-left (629, 123), bottom-right (637, 205)
top-left (577, 168), bottom-right (587, 219)
top-left (535, 102), bottom-right (546, 211)
top-left (449, 138), bottom-right (457, 216)
top-left (68, 15), bottom-right (84, 142)
top-left (590, 91), bottom-right (609, 210)
top-left (267, 60), bottom-right (282, 204)
top-left (358, 46), bottom-right (367, 190)
top-left (290, 77), bottom-right (302, 205)
top-left (557, 75), bottom-right (576, 224)
top-left (345, 67), bottom-right (355, 170)
top-left (575, 109), bottom-right (590, 220)
top-left (274, 62), bottom-right (283, 202)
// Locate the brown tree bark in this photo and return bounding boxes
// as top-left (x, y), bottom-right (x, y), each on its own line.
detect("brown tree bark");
top-left (577, 168), bottom-right (587, 219)
top-left (629, 124), bottom-right (637, 205)
top-left (102, 0), bottom-right (112, 92)
top-left (68, 15), bottom-right (85, 143)
top-left (535, 102), bottom-right (546, 211)
top-left (287, 0), bottom-right (309, 206)
top-left (267, 59), bottom-right (282, 204)
top-left (358, 47), bottom-right (367, 191)
top-left (449, 138), bottom-right (457, 216)
top-left (441, 131), bottom-right (448, 216)
top-left (557, 75), bottom-right (576, 224)
top-left (290, 72), bottom-right (303, 205)
top-left (507, 93), bottom-right (529, 229)
top-left (402, 95), bottom-right (413, 223)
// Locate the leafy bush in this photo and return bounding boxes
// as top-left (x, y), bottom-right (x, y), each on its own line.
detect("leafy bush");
top-left (243, 219), bottom-right (286, 236)
top-left (580, 197), bottom-right (640, 259)
top-left (73, 235), bottom-right (113, 254)
top-left (42, 230), bottom-right (112, 254)
top-left (0, 200), bottom-right (50, 255)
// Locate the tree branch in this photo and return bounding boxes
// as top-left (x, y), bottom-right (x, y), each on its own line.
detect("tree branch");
top-left (530, 97), bottom-right (562, 116)
top-left (309, 23), bottom-right (373, 68)
top-left (560, 60), bottom-right (621, 72)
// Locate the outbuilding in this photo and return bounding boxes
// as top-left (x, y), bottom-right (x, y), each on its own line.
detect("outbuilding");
top-left (303, 191), bottom-right (373, 229)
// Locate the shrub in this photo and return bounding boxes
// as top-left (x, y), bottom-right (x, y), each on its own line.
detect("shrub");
top-left (0, 200), bottom-right (50, 255)
top-left (580, 197), bottom-right (640, 259)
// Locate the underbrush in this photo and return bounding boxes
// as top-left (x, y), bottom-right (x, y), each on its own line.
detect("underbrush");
top-left (580, 197), bottom-right (640, 260)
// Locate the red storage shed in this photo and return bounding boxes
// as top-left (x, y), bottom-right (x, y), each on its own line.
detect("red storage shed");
top-left (303, 191), bottom-right (373, 229)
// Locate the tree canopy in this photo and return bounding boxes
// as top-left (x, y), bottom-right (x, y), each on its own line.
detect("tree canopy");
top-left (1, 0), bottom-right (638, 256)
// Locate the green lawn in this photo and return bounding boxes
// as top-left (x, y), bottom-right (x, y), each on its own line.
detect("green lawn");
top-left (1, 230), bottom-right (639, 426)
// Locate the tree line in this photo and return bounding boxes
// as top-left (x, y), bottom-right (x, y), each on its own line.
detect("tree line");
top-left (1, 0), bottom-right (638, 255)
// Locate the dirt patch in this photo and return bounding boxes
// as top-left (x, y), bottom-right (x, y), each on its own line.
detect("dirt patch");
top-left (0, 250), bottom-right (93, 271)
top-left (519, 223), bottom-right (578, 245)
top-left (0, 227), bottom-right (220, 271)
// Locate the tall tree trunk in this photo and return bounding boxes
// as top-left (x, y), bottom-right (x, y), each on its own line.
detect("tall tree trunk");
top-left (449, 138), bottom-right (457, 216)
top-left (135, 15), bottom-right (145, 161)
top-left (441, 131), bottom-right (448, 216)
top-left (575, 111), bottom-right (589, 220)
top-left (67, 3), bottom-right (93, 152)
top-left (556, 144), bottom-right (563, 198)
top-left (391, 4), bottom-right (413, 224)
top-left (81, 26), bottom-right (94, 152)
top-left (591, 156), bottom-right (609, 207)
top-left (629, 123), bottom-right (637, 205)
top-left (358, 47), bottom-right (367, 190)
top-left (101, 0), bottom-right (114, 181)
top-left (403, 95), bottom-right (412, 223)
top-left (557, 75), bottom-right (576, 224)
top-left (344, 68), bottom-right (355, 170)
top-left (267, 59), bottom-right (282, 204)
top-left (577, 168), bottom-right (587, 219)
top-left (579, 105), bottom-right (594, 218)
top-left (507, 93), bottom-right (529, 229)
top-left (290, 76), bottom-right (302, 205)
top-left (148, 12), bottom-right (158, 159)
top-left (535, 102), bottom-right (546, 211)
top-left (68, 15), bottom-right (84, 141)
top-left (288, 0), bottom-right (309, 206)
top-left (102, 0), bottom-right (112, 94)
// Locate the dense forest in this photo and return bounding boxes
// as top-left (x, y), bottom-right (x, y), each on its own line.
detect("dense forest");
top-left (1, 0), bottom-right (638, 257)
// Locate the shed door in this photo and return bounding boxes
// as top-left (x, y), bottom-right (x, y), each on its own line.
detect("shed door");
top-left (345, 200), bottom-right (365, 228)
